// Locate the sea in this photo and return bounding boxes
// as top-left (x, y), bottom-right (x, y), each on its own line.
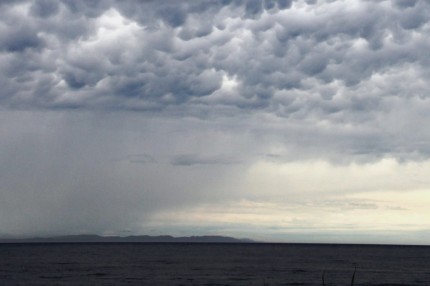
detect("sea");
top-left (1, 243), bottom-right (430, 285)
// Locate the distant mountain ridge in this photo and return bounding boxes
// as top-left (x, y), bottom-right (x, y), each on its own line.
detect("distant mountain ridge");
top-left (0, 234), bottom-right (255, 243)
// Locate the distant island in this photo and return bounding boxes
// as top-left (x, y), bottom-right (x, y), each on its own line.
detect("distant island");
top-left (0, 234), bottom-right (255, 244)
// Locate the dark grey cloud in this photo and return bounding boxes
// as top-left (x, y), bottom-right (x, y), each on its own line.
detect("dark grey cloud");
top-left (393, 0), bottom-right (418, 9)
top-left (30, 0), bottom-right (60, 18)
top-left (0, 26), bottom-right (44, 52)
top-left (1, 0), bottom-right (429, 119)
top-left (171, 154), bottom-right (242, 166)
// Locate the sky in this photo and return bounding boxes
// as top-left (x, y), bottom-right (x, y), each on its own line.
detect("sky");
top-left (1, 0), bottom-right (430, 244)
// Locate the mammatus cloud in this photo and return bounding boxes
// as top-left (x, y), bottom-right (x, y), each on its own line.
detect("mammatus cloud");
top-left (2, 1), bottom-right (430, 117)
top-left (1, 0), bottom-right (430, 243)
top-left (2, 0), bottom-right (430, 160)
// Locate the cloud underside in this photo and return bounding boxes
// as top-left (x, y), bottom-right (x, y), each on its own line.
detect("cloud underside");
top-left (2, 0), bottom-right (429, 116)
top-left (1, 0), bottom-right (430, 242)
top-left (2, 0), bottom-right (430, 160)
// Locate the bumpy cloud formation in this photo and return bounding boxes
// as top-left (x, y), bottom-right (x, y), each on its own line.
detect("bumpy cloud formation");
top-left (2, 0), bottom-right (430, 163)
top-left (1, 0), bottom-right (429, 119)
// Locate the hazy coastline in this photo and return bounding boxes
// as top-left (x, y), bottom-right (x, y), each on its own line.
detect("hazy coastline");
top-left (0, 234), bottom-right (255, 244)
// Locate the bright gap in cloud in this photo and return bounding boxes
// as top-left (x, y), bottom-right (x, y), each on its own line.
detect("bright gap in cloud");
top-left (92, 8), bottom-right (140, 47)
top-left (142, 158), bottom-right (430, 243)
top-left (221, 74), bottom-right (238, 91)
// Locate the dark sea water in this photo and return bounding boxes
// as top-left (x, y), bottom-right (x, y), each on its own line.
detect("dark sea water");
top-left (1, 243), bottom-right (430, 285)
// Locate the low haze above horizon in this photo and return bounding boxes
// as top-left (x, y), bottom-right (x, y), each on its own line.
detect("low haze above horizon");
top-left (2, 0), bottom-right (430, 245)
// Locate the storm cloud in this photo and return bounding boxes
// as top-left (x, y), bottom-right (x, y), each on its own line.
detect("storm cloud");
top-left (2, 0), bottom-right (429, 115)
top-left (1, 0), bottom-right (430, 243)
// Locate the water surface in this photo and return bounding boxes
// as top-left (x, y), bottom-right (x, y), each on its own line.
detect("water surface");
top-left (1, 243), bottom-right (429, 285)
